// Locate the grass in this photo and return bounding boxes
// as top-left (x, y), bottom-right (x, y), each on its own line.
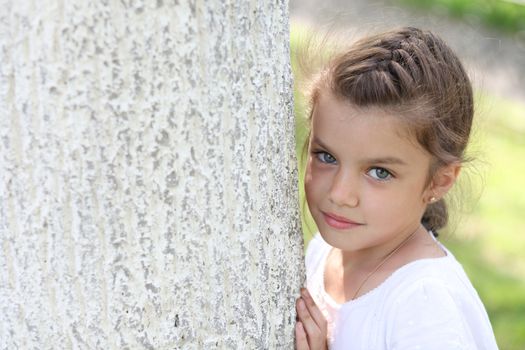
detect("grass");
top-left (291, 30), bottom-right (525, 349)
top-left (396, 0), bottom-right (525, 33)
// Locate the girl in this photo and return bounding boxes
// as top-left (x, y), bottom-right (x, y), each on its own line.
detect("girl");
top-left (295, 27), bottom-right (499, 349)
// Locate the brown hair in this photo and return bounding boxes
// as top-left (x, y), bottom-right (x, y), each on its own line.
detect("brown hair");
top-left (304, 27), bottom-right (474, 233)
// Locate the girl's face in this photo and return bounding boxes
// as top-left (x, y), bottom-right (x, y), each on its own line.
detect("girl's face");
top-left (305, 91), bottom-right (434, 254)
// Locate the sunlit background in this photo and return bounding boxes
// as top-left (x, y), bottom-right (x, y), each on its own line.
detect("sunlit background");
top-left (289, 0), bottom-right (525, 348)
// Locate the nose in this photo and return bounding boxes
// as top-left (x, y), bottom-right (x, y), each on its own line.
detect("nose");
top-left (329, 169), bottom-right (359, 207)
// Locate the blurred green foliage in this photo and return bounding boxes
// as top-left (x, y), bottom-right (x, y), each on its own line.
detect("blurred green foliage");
top-left (396, 0), bottom-right (525, 33)
top-left (291, 29), bottom-right (525, 349)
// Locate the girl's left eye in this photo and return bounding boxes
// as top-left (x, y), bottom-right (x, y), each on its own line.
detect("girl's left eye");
top-left (367, 167), bottom-right (392, 181)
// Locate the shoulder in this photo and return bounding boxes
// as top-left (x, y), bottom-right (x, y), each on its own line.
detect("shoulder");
top-left (305, 233), bottom-right (331, 278)
top-left (385, 244), bottom-right (479, 299)
top-left (382, 255), bottom-right (498, 349)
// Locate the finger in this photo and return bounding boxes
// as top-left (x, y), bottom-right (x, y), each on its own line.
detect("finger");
top-left (295, 322), bottom-right (310, 350)
top-left (301, 288), bottom-right (327, 333)
top-left (296, 298), bottom-right (321, 340)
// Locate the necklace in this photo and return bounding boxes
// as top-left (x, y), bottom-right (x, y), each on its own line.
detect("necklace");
top-left (351, 226), bottom-right (420, 300)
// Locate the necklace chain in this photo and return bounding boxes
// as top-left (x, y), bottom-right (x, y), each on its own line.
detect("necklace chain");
top-left (351, 226), bottom-right (420, 300)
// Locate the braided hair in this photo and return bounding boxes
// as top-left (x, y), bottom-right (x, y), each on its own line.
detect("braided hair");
top-left (306, 27), bottom-right (474, 233)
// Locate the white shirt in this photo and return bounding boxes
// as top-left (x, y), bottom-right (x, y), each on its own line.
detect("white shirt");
top-left (306, 233), bottom-right (499, 349)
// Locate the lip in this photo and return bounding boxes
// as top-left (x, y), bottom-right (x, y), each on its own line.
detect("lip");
top-left (322, 212), bottom-right (362, 230)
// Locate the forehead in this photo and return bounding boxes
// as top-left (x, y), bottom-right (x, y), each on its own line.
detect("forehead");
top-left (312, 91), bottom-right (429, 161)
top-left (313, 91), bottom-right (409, 135)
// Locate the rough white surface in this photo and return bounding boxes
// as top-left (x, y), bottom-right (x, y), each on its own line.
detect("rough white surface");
top-left (0, 1), bottom-right (303, 348)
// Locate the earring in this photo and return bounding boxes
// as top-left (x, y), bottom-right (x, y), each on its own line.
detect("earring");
top-left (429, 196), bottom-right (437, 203)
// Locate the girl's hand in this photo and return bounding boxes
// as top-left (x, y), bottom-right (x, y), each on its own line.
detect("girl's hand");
top-left (295, 288), bottom-right (328, 350)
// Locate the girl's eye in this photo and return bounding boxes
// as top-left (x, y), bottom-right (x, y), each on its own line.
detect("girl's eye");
top-left (314, 151), bottom-right (337, 164)
top-left (368, 167), bottom-right (392, 181)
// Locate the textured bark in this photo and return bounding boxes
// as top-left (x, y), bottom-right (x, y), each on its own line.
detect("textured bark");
top-left (0, 1), bottom-right (303, 348)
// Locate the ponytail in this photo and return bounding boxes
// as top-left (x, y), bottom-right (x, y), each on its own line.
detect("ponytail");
top-left (421, 199), bottom-right (448, 236)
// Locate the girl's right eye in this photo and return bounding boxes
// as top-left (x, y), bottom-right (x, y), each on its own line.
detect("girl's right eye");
top-left (314, 151), bottom-right (337, 164)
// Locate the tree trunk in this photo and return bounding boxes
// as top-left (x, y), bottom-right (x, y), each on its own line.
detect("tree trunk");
top-left (0, 1), bottom-right (303, 348)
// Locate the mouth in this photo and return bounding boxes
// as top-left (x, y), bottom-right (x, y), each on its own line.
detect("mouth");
top-left (322, 212), bottom-right (363, 230)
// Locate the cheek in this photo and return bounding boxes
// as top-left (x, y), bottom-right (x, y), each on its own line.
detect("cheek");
top-left (367, 183), bottom-right (425, 215)
top-left (304, 162), bottom-right (321, 204)
top-left (363, 185), bottom-right (412, 210)
top-left (304, 171), bottom-right (314, 203)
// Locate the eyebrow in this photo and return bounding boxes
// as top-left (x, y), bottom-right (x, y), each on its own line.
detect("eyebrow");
top-left (311, 137), bottom-right (408, 166)
top-left (361, 157), bottom-right (408, 166)
top-left (311, 137), bottom-right (331, 152)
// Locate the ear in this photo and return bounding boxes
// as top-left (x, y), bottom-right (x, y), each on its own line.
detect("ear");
top-left (425, 162), bottom-right (461, 202)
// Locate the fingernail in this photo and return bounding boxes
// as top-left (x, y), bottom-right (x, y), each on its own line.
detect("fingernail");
top-left (301, 288), bottom-right (308, 297)
top-left (298, 299), bottom-right (305, 310)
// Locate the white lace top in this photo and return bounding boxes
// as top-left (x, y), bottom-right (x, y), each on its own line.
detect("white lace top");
top-left (305, 233), bottom-right (499, 350)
